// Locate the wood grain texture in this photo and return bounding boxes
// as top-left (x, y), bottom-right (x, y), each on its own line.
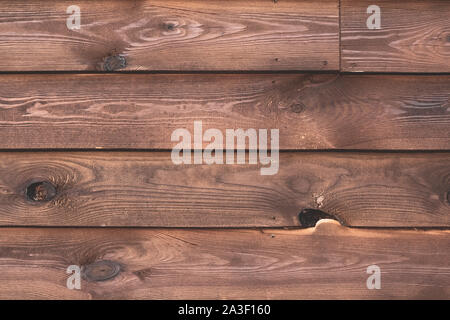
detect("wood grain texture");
top-left (0, 224), bottom-right (449, 299)
top-left (341, 0), bottom-right (450, 72)
top-left (0, 152), bottom-right (448, 227)
top-left (0, 0), bottom-right (339, 71)
top-left (1, 74), bottom-right (449, 149)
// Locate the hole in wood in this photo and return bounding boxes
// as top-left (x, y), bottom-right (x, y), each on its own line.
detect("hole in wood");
top-left (298, 208), bottom-right (341, 228)
top-left (26, 181), bottom-right (56, 202)
top-left (82, 260), bottom-right (121, 282)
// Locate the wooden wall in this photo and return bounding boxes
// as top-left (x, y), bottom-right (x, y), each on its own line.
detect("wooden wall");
top-left (0, 0), bottom-right (449, 299)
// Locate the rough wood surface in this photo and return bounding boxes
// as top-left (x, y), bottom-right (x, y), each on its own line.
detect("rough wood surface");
top-left (0, 224), bottom-right (448, 299)
top-left (1, 74), bottom-right (449, 149)
top-left (0, 0), bottom-right (339, 71)
top-left (341, 0), bottom-right (450, 72)
top-left (0, 152), bottom-right (448, 227)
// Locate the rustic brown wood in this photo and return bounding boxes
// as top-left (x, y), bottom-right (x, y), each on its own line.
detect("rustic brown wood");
top-left (341, 0), bottom-right (450, 72)
top-left (0, 0), bottom-right (448, 302)
top-left (0, 152), bottom-right (448, 227)
top-left (0, 0), bottom-right (339, 71)
top-left (1, 74), bottom-right (449, 149)
top-left (0, 224), bottom-right (448, 299)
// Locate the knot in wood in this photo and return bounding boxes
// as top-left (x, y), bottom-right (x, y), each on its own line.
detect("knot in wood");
top-left (164, 22), bottom-right (175, 31)
top-left (290, 102), bottom-right (306, 113)
top-left (82, 260), bottom-right (121, 282)
top-left (103, 55), bottom-right (127, 71)
top-left (26, 181), bottom-right (56, 202)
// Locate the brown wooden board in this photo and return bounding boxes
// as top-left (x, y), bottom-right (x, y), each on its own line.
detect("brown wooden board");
top-left (0, 0), bottom-right (339, 71)
top-left (341, 0), bottom-right (450, 73)
top-left (0, 152), bottom-right (448, 227)
top-left (1, 74), bottom-right (449, 150)
top-left (0, 224), bottom-right (448, 299)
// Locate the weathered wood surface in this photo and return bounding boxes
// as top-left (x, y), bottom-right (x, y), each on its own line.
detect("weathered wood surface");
top-left (0, 0), bottom-right (449, 301)
top-left (0, 0), bottom-right (339, 71)
top-left (341, 0), bottom-right (450, 72)
top-left (1, 74), bottom-right (449, 149)
top-left (0, 152), bottom-right (448, 227)
top-left (0, 224), bottom-right (448, 299)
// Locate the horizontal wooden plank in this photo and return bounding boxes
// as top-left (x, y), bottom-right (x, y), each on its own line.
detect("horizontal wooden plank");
top-left (0, 0), bottom-right (339, 71)
top-left (0, 152), bottom-right (448, 227)
top-left (341, 0), bottom-right (450, 72)
top-left (0, 225), bottom-right (448, 299)
top-left (1, 74), bottom-right (449, 149)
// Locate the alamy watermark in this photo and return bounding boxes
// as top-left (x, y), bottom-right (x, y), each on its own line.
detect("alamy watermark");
top-left (66, 265), bottom-right (81, 290)
top-left (66, 5), bottom-right (81, 30)
top-left (366, 265), bottom-right (381, 290)
top-left (367, 5), bottom-right (381, 30)
top-left (171, 121), bottom-right (279, 175)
